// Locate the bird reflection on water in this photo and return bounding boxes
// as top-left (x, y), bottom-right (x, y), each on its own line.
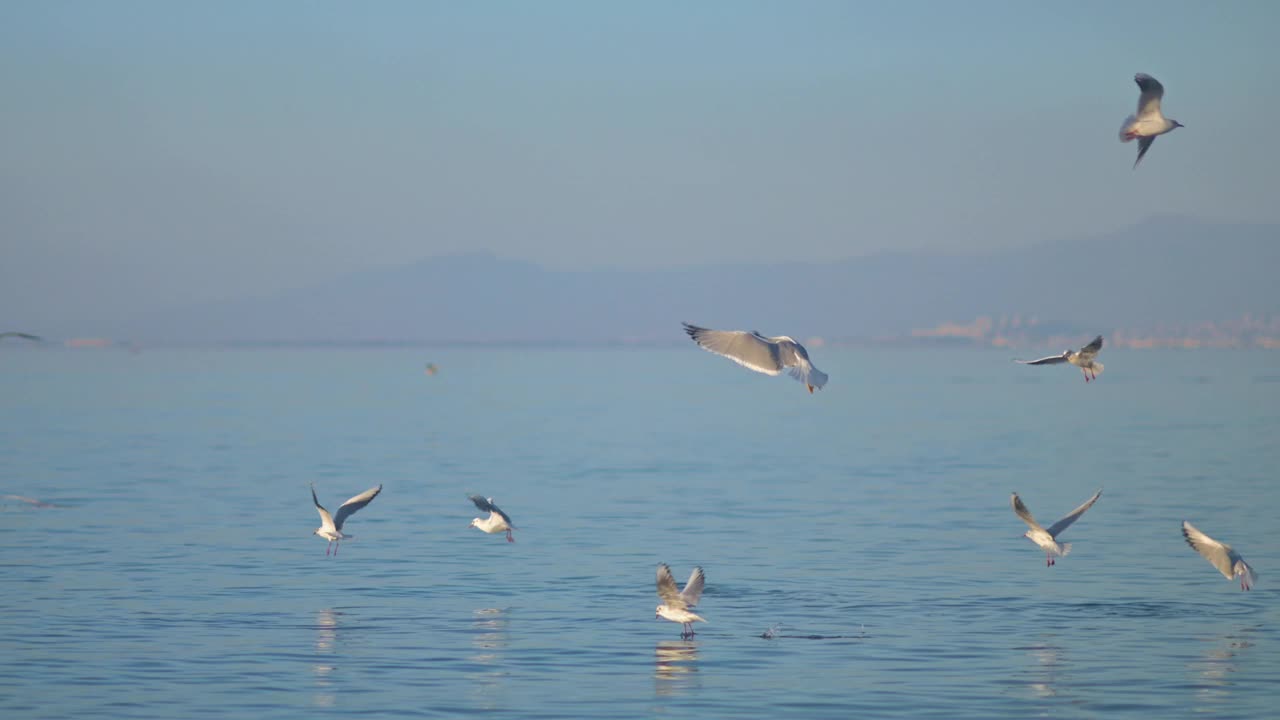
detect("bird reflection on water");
top-left (654, 640), bottom-right (700, 697)
top-left (312, 609), bottom-right (341, 708)
top-left (1019, 640), bottom-right (1066, 700)
top-left (1189, 626), bottom-right (1257, 714)
top-left (469, 608), bottom-right (511, 710)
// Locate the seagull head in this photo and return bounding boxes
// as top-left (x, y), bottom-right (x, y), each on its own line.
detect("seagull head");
top-left (655, 605), bottom-right (665, 619)
top-left (469, 518), bottom-right (482, 529)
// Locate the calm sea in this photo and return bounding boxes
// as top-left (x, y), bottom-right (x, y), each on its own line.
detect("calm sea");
top-left (1, 347), bottom-right (1277, 718)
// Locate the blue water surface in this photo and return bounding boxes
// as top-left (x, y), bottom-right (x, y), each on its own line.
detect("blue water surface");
top-left (1, 347), bottom-right (1277, 718)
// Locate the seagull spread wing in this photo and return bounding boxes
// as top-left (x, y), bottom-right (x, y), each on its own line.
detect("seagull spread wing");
top-left (657, 564), bottom-right (685, 607)
top-left (1078, 336), bottom-right (1104, 357)
top-left (1045, 489), bottom-right (1102, 538)
top-left (333, 485), bottom-right (382, 531)
top-left (1134, 73), bottom-right (1165, 118)
top-left (683, 323), bottom-right (784, 376)
top-left (1135, 136), bottom-right (1156, 169)
top-left (469, 494), bottom-right (514, 527)
top-left (1016, 353), bottom-right (1068, 365)
top-left (1010, 493), bottom-right (1045, 532)
top-left (1183, 521), bottom-right (1255, 586)
top-left (0, 332), bottom-right (42, 341)
top-left (680, 566), bottom-right (705, 607)
top-left (312, 484), bottom-right (337, 534)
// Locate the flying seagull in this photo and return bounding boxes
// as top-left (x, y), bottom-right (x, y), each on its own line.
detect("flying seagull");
top-left (468, 495), bottom-right (516, 542)
top-left (311, 483), bottom-right (382, 556)
top-left (1011, 489), bottom-right (1102, 566)
top-left (656, 563), bottom-right (707, 639)
top-left (1016, 335), bottom-right (1105, 382)
top-left (1119, 73), bottom-right (1183, 169)
top-left (682, 322), bottom-right (828, 393)
top-left (0, 332), bottom-right (42, 342)
top-left (1182, 521), bottom-right (1256, 591)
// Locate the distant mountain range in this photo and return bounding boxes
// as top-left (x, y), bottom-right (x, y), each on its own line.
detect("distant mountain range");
top-left (131, 215), bottom-right (1278, 346)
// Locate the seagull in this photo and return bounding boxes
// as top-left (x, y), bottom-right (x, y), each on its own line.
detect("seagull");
top-left (656, 563), bottom-right (706, 639)
top-left (1182, 521), bottom-right (1256, 591)
top-left (1119, 73), bottom-right (1183, 169)
top-left (425, 363), bottom-right (438, 376)
top-left (1016, 335), bottom-right (1105, 382)
top-left (1011, 489), bottom-right (1102, 566)
top-left (0, 332), bottom-right (41, 342)
top-left (468, 495), bottom-right (516, 542)
top-left (682, 322), bottom-right (828, 393)
top-left (311, 483), bottom-right (382, 556)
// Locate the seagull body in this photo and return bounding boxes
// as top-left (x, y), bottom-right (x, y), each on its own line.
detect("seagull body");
top-left (682, 322), bottom-right (828, 393)
top-left (1016, 335), bottom-right (1104, 382)
top-left (1182, 521), bottom-right (1256, 591)
top-left (468, 495), bottom-right (516, 542)
top-left (656, 564), bottom-right (706, 639)
top-left (1119, 73), bottom-right (1183, 169)
top-left (1011, 490), bottom-right (1102, 566)
top-left (311, 483), bottom-right (382, 556)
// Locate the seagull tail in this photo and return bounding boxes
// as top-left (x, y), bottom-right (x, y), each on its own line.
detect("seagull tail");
top-left (1118, 115), bottom-right (1137, 142)
top-left (1091, 362), bottom-right (1104, 375)
top-left (1058, 542), bottom-right (1072, 558)
top-left (807, 367), bottom-right (828, 391)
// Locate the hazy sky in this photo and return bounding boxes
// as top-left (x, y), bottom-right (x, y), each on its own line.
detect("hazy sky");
top-left (3, 1), bottom-right (1278, 331)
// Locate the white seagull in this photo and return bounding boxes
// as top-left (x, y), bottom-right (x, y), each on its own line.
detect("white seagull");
top-left (656, 563), bottom-right (706, 639)
top-left (311, 483), bottom-right (382, 556)
top-left (468, 495), bottom-right (516, 543)
top-left (1016, 335), bottom-right (1105, 383)
top-left (682, 322), bottom-right (828, 393)
top-left (1011, 490), bottom-right (1102, 566)
top-left (1182, 521), bottom-right (1256, 591)
top-left (1119, 73), bottom-right (1183, 169)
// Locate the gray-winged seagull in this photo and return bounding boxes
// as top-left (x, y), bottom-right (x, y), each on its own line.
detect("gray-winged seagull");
top-left (468, 495), bottom-right (516, 542)
top-left (1016, 335), bottom-right (1105, 382)
top-left (1011, 489), bottom-right (1102, 566)
top-left (656, 563), bottom-right (706, 639)
top-left (683, 322), bottom-right (828, 393)
top-left (1182, 520), bottom-right (1256, 591)
top-left (1119, 73), bottom-right (1183, 169)
top-left (311, 483), bottom-right (382, 556)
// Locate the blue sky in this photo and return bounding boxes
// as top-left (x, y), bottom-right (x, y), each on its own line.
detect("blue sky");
top-left (2, 1), bottom-right (1278, 331)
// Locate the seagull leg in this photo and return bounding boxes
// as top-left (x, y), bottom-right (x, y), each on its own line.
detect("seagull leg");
top-left (326, 541), bottom-right (332, 556)
top-left (506, 530), bottom-right (514, 543)
top-left (807, 384), bottom-right (814, 394)
top-left (334, 541), bottom-right (340, 557)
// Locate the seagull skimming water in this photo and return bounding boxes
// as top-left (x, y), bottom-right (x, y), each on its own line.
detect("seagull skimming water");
top-left (1119, 73), bottom-right (1183, 169)
top-left (682, 322), bottom-right (827, 393)
top-left (1182, 521), bottom-right (1256, 591)
top-left (656, 563), bottom-right (706, 639)
top-left (468, 495), bottom-right (516, 542)
top-left (1011, 490), bottom-right (1102, 566)
top-left (311, 483), bottom-right (382, 556)
top-left (1016, 336), bottom-right (1105, 382)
